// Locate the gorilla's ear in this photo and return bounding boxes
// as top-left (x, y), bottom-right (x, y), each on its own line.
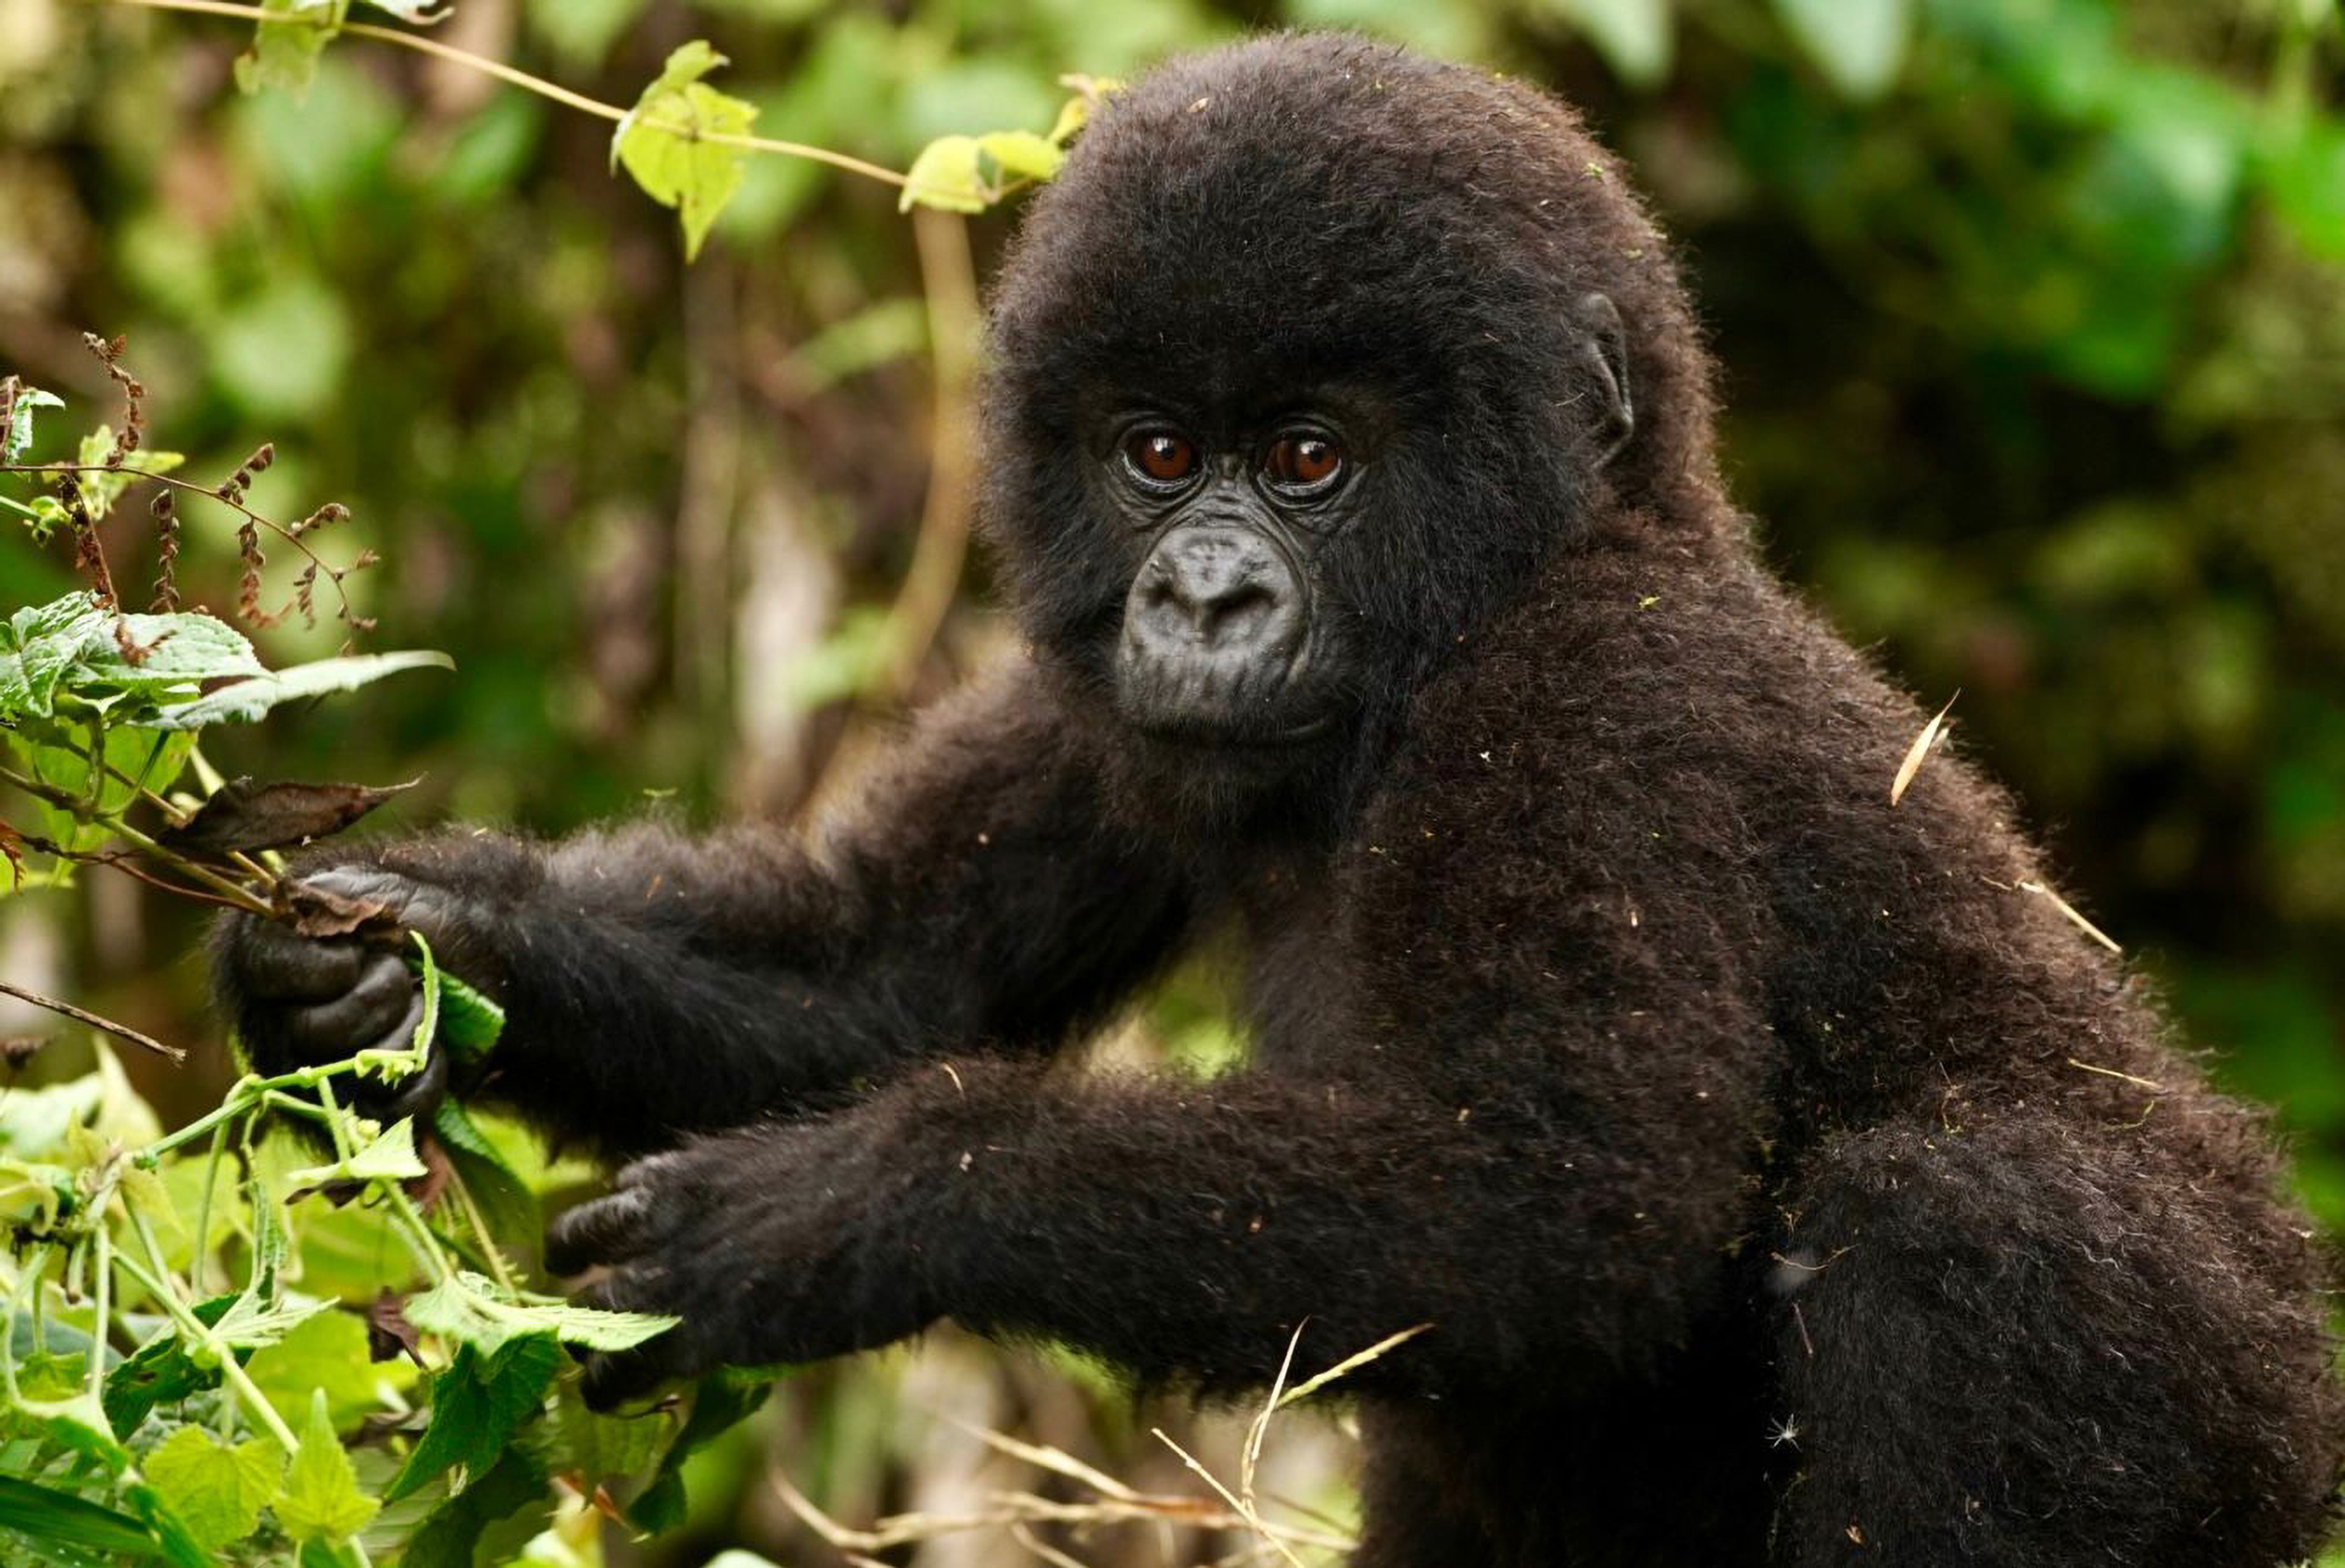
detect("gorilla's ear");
top-left (1574, 292), bottom-right (1635, 468)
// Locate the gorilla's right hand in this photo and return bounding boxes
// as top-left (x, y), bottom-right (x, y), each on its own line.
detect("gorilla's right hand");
top-left (213, 866), bottom-right (479, 1125)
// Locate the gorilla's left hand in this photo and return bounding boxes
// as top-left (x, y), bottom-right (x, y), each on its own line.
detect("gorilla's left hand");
top-left (545, 1115), bottom-right (947, 1409)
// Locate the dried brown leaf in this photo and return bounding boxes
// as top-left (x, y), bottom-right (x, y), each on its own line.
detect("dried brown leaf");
top-left (159, 777), bottom-right (417, 859)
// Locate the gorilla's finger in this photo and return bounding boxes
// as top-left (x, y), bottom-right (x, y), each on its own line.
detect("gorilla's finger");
top-left (546, 1187), bottom-right (655, 1276)
top-left (283, 953), bottom-right (418, 1054)
top-left (611, 1152), bottom-right (685, 1193)
top-left (367, 1041), bottom-right (448, 1127)
top-left (235, 924), bottom-right (364, 1002)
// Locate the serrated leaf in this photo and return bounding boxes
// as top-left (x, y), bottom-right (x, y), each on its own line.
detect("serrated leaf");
top-left (0, 593), bottom-right (111, 720)
top-left (143, 1428), bottom-right (283, 1550)
top-left (530, 1389), bottom-right (672, 1492)
top-left (613, 42), bottom-right (757, 261)
top-left (72, 429), bottom-right (186, 523)
top-left (1773, 0), bottom-right (1910, 100)
top-left (233, 0), bottom-right (340, 96)
top-left (2, 383), bottom-right (64, 463)
top-left (144, 650), bottom-right (454, 730)
top-left (283, 1116), bottom-right (429, 1189)
top-left (899, 134), bottom-right (987, 214)
top-left (429, 968), bottom-right (506, 1065)
top-left (273, 1392), bottom-right (378, 1544)
top-left (101, 1296), bottom-right (236, 1434)
top-left (400, 1449), bottom-right (550, 1568)
top-left (387, 1334), bottom-right (561, 1501)
top-left (624, 1370), bottom-right (776, 1534)
top-left (432, 1098), bottom-right (538, 1246)
top-left (403, 1272), bottom-right (677, 1356)
top-left (978, 130), bottom-right (1063, 181)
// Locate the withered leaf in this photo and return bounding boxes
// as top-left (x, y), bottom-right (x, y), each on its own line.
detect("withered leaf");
top-left (368, 1290), bottom-right (424, 1366)
top-left (278, 876), bottom-right (392, 938)
top-left (160, 777), bottom-right (418, 858)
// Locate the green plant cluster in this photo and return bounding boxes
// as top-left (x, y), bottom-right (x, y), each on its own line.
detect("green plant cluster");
top-left (1, 945), bottom-right (776, 1568)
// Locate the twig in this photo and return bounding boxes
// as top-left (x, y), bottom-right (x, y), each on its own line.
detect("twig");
top-left (875, 206), bottom-right (983, 698)
top-left (110, 0), bottom-right (909, 187)
top-left (0, 978), bottom-right (184, 1061)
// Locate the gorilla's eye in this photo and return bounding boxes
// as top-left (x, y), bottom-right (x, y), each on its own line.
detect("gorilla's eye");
top-left (1264, 434), bottom-right (1343, 492)
top-left (1125, 430), bottom-right (1200, 486)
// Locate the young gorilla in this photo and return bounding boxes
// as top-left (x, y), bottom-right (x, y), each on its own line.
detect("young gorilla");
top-left (216, 35), bottom-right (2343, 1568)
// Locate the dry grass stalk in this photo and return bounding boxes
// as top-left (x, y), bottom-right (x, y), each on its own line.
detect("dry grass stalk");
top-left (2017, 879), bottom-right (2123, 953)
top-left (1889, 689), bottom-right (1959, 806)
top-left (768, 1324), bottom-right (1430, 1568)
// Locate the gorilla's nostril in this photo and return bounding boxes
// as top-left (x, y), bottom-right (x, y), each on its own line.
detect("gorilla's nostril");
top-left (1202, 584), bottom-right (1279, 644)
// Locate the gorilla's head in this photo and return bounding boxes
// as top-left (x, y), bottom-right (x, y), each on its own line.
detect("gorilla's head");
top-left (981, 35), bottom-right (1720, 816)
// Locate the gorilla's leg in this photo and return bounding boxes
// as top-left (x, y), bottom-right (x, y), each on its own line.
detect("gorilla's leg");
top-left (1354, 1365), bottom-right (1775, 1568)
top-left (1766, 1115), bottom-right (2334, 1568)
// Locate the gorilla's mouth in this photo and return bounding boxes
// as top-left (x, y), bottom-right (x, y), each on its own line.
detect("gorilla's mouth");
top-left (1113, 652), bottom-right (1336, 749)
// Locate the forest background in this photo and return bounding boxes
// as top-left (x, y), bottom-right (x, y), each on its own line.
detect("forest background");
top-left (4, 0), bottom-right (2343, 1563)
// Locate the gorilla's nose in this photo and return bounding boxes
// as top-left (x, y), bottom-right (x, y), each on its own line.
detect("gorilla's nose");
top-left (1128, 528), bottom-right (1302, 659)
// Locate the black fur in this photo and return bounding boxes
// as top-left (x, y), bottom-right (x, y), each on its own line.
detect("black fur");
top-left (216, 36), bottom-right (2344, 1567)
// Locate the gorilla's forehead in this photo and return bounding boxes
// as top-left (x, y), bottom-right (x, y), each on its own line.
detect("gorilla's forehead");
top-left (991, 35), bottom-right (1588, 416)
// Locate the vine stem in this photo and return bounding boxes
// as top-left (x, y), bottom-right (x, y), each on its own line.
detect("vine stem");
top-left (111, 1246), bottom-right (303, 1454)
top-left (108, 0), bottom-right (910, 187)
top-left (0, 760), bottom-right (276, 916)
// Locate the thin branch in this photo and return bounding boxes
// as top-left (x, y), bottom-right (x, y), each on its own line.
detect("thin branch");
top-left (0, 978), bottom-right (184, 1061)
top-left (875, 206), bottom-right (983, 698)
top-left (111, 0), bottom-right (909, 187)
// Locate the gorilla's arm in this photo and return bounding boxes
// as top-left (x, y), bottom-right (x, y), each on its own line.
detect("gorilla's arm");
top-left (220, 669), bottom-right (1191, 1158)
top-left (547, 783), bottom-right (1781, 1404)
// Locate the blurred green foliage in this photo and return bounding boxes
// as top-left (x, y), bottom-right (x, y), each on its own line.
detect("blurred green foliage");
top-left (2, 0), bottom-right (2343, 1558)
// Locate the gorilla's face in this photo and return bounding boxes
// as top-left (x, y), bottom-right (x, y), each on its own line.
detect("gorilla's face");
top-left (1090, 392), bottom-right (1383, 747)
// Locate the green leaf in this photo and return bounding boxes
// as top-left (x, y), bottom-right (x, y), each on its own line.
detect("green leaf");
top-left (283, 1116), bottom-right (429, 1189)
top-left (2, 385), bottom-right (64, 462)
top-left (143, 1428), bottom-right (283, 1550)
top-left (899, 134), bottom-right (988, 214)
top-left (613, 42), bottom-right (758, 261)
top-left (0, 1475), bottom-right (167, 1561)
top-left (7, 720), bottom-right (196, 855)
top-left (387, 1334), bottom-right (561, 1501)
top-left (402, 1271), bottom-right (677, 1357)
top-left (273, 1391), bottom-right (379, 1544)
top-left (432, 970), bottom-right (507, 1066)
top-left (245, 1309), bottom-right (402, 1432)
top-left (0, 593), bottom-right (110, 720)
top-left (71, 429), bottom-right (185, 523)
top-left (401, 1449), bottom-right (550, 1568)
top-left (624, 1369), bottom-right (776, 1534)
top-left (1773, 0), bottom-right (1911, 100)
top-left (144, 649), bottom-right (454, 730)
top-left (15, 493), bottom-right (71, 544)
top-left (432, 1098), bottom-right (539, 1246)
top-left (1541, 0), bottom-right (1673, 89)
top-left (977, 130), bottom-right (1064, 181)
top-left (233, 0), bottom-right (340, 96)
top-left (101, 1299), bottom-right (234, 1435)
top-left (529, 1390), bottom-right (672, 1493)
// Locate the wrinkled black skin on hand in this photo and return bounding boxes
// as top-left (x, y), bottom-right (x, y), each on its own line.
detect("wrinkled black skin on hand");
top-left (210, 37), bottom-right (2342, 1568)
